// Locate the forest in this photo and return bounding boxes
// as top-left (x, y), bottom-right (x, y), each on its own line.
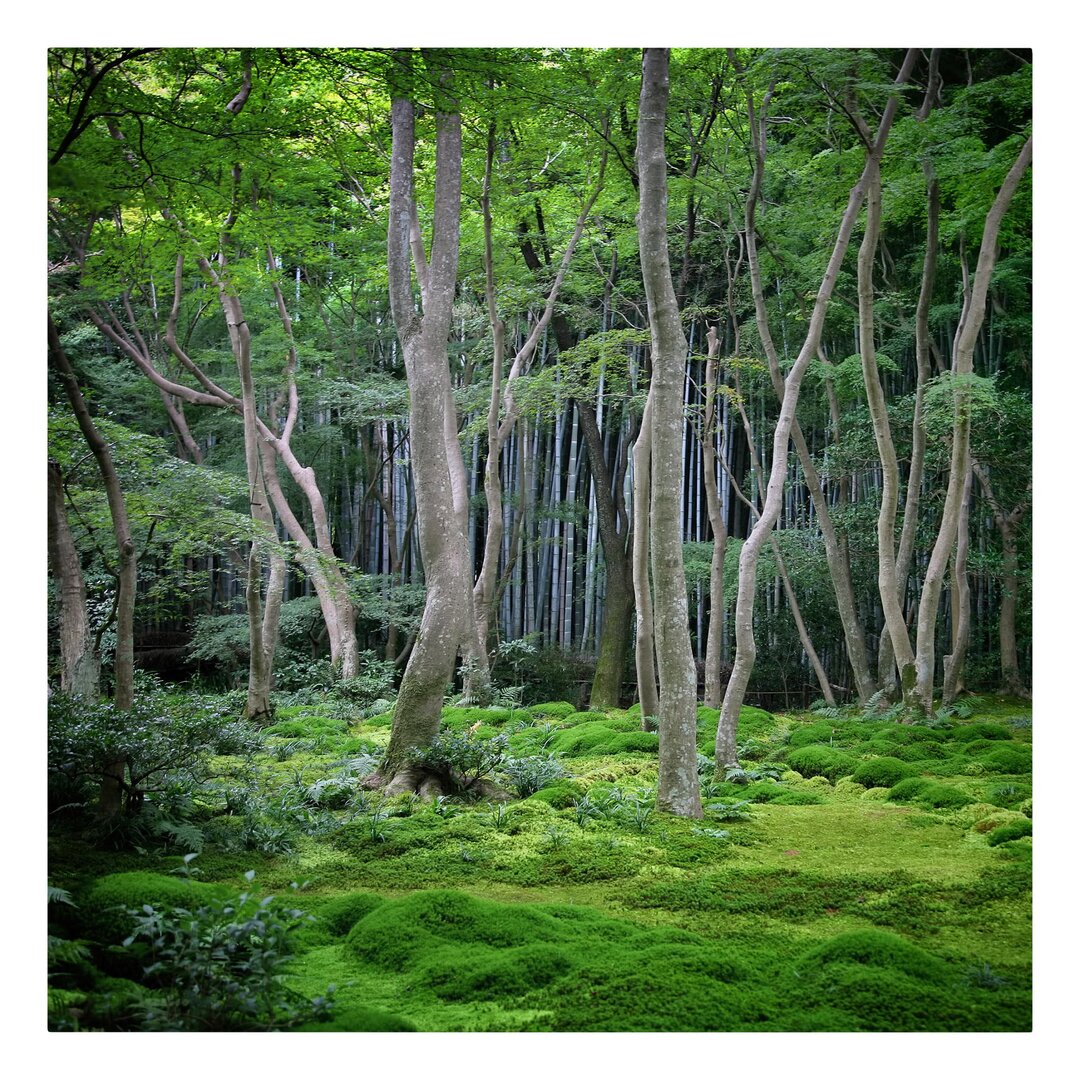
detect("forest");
top-left (46, 45), bottom-right (1033, 1036)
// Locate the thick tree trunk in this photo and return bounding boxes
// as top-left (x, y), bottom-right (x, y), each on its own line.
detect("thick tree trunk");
top-left (577, 403), bottom-right (634, 709)
top-left (638, 49), bottom-right (701, 818)
top-left (47, 461), bottom-right (100, 699)
top-left (381, 83), bottom-right (472, 786)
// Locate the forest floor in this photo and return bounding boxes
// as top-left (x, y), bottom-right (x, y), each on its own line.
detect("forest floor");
top-left (48, 694), bottom-right (1032, 1032)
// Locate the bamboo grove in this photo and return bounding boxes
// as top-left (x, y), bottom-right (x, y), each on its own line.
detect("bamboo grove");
top-left (47, 48), bottom-right (1032, 812)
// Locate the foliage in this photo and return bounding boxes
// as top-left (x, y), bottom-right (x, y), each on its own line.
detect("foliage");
top-left (498, 753), bottom-right (569, 797)
top-left (409, 731), bottom-right (511, 793)
top-left (118, 871), bottom-right (333, 1030)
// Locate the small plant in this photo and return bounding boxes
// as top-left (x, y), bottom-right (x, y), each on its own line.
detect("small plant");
top-left (967, 962), bottom-right (1008, 989)
top-left (484, 802), bottom-right (509, 829)
top-left (409, 730), bottom-right (510, 793)
top-left (691, 826), bottom-right (731, 841)
top-left (704, 800), bottom-right (752, 821)
top-left (119, 870), bottom-right (332, 1030)
top-left (544, 825), bottom-right (569, 849)
top-left (571, 793), bottom-right (603, 829)
top-left (725, 764), bottom-right (781, 784)
top-left (621, 796), bottom-right (654, 834)
top-left (430, 795), bottom-right (460, 819)
top-left (499, 752), bottom-right (569, 797)
top-left (365, 799), bottom-right (392, 843)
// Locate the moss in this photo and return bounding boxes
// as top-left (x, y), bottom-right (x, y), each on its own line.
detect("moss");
top-left (785, 744), bottom-right (858, 781)
top-left (296, 1006), bottom-right (417, 1031)
top-left (526, 780), bottom-right (586, 808)
top-left (265, 716), bottom-right (347, 739)
top-left (952, 722), bottom-right (1015, 743)
top-left (416, 942), bottom-right (575, 1001)
top-left (440, 706), bottom-right (515, 730)
top-left (78, 872), bottom-right (231, 945)
top-left (768, 789), bottom-right (825, 806)
top-left (546, 721), bottom-right (658, 757)
top-left (799, 928), bottom-right (952, 983)
top-left (528, 701), bottom-right (578, 720)
top-left (305, 891), bottom-right (386, 938)
top-left (918, 784), bottom-right (975, 809)
top-left (860, 787), bottom-right (891, 801)
top-left (850, 756), bottom-right (918, 789)
top-left (987, 819), bottom-right (1033, 847)
top-left (886, 776), bottom-right (934, 802)
top-left (978, 746), bottom-right (1032, 774)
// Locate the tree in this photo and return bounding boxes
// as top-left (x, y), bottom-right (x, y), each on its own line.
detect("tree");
top-left (636, 49), bottom-right (701, 818)
top-left (379, 57), bottom-right (474, 791)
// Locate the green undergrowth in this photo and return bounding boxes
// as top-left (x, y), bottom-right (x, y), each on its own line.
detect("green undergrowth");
top-left (49, 694), bottom-right (1031, 1032)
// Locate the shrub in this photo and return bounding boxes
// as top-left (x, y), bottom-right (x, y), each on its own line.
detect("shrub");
top-left (785, 745), bottom-right (858, 782)
top-left (850, 757), bottom-right (918, 789)
top-left (408, 731), bottom-right (510, 792)
top-left (987, 819), bottom-right (1033, 846)
top-left (79, 872), bottom-right (231, 946)
top-left (118, 873), bottom-right (331, 1030)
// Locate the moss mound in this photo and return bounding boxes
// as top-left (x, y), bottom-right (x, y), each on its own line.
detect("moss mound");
top-left (917, 783), bottom-right (975, 809)
top-left (526, 780), bottom-right (586, 808)
top-left (952, 722), bottom-right (1015, 743)
top-left (886, 776), bottom-right (933, 802)
top-left (306, 891), bottom-right (386, 938)
top-left (78, 872), bottom-right (231, 944)
top-left (850, 756), bottom-right (918, 789)
top-left (528, 701), bottom-right (578, 720)
top-left (546, 720), bottom-right (658, 757)
top-left (987, 819), bottom-right (1033, 846)
top-left (785, 744), bottom-right (858, 781)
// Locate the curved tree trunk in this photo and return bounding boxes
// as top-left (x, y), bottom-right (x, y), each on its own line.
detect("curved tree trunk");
top-left (719, 50), bottom-right (918, 759)
top-left (914, 136), bottom-right (1031, 712)
top-left (638, 49), bottom-right (701, 818)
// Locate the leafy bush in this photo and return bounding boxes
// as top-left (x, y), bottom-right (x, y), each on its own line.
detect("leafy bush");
top-left (409, 731), bottom-right (510, 793)
top-left (850, 757), bottom-right (918, 789)
top-left (785, 745), bottom-right (858, 782)
top-left (118, 872), bottom-right (332, 1030)
top-left (987, 819), bottom-right (1033, 847)
top-left (48, 693), bottom-right (232, 819)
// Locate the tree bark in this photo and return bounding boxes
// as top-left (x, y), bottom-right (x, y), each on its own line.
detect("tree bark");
top-left (47, 460), bottom-right (100, 699)
top-left (49, 317), bottom-right (136, 815)
top-left (637, 49), bottom-right (701, 818)
top-left (700, 327), bottom-right (728, 708)
top-left (632, 391), bottom-right (660, 724)
top-left (381, 78), bottom-right (473, 788)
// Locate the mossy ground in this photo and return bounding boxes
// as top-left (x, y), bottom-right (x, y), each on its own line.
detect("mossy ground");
top-left (49, 695), bottom-right (1032, 1032)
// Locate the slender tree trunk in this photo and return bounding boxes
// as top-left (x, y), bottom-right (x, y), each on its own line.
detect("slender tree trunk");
top-left (47, 461), bottom-right (100, 699)
top-left (701, 327), bottom-right (728, 708)
top-left (49, 317), bottom-right (136, 815)
top-left (638, 49), bottom-right (701, 818)
top-left (718, 50), bottom-right (918, 758)
top-left (913, 136), bottom-right (1031, 712)
top-left (942, 464), bottom-right (973, 703)
top-left (632, 391), bottom-right (660, 725)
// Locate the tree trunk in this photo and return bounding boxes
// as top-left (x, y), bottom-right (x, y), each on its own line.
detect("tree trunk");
top-left (49, 317), bottom-right (136, 815)
top-left (47, 460), bottom-right (100, 699)
top-left (701, 327), bottom-right (728, 708)
top-left (637, 49), bottom-right (701, 818)
top-left (381, 80), bottom-right (472, 788)
top-left (913, 136), bottom-right (1031, 712)
top-left (719, 50), bottom-right (918, 757)
top-left (942, 465), bottom-right (973, 703)
top-left (632, 391), bottom-right (660, 724)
